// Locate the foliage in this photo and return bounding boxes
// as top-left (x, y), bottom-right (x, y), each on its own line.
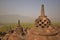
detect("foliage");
top-left (0, 22), bottom-right (60, 32)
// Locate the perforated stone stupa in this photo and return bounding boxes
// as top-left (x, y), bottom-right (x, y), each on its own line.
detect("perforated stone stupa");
top-left (26, 1), bottom-right (60, 40)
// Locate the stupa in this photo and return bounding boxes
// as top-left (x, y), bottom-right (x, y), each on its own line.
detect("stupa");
top-left (2, 20), bottom-right (26, 40)
top-left (26, 0), bottom-right (60, 40)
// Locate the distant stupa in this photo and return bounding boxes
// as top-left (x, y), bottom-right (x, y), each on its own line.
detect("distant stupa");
top-left (15, 20), bottom-right (24, 34)
top-left (26, 0), bottom-right (60, 40)
top-left (18, 20), bottom-right (21, 27)
top-left (2, 20), bottom-right (26, 40)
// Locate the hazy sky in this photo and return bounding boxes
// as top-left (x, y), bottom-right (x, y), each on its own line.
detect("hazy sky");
top-left (0, 0), bottom-right (60, 22)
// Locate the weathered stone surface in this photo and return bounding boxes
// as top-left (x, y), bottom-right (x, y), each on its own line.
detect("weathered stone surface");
top-left (26, 26), bottom-right (60, 40)
top-left (2, 34), bottom-right (10, 40)
top-left (8, 32), bottom-right (22, 40)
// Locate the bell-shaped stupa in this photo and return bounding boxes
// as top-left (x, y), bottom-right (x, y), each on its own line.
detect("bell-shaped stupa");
top-left (26, 0), bottom-right (60, 40)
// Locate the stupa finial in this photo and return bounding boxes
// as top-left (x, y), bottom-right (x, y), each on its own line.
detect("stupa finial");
top-left (41, 0), bottom-right (45, 17)
top-left (18, 19), bottom-right (20, 26)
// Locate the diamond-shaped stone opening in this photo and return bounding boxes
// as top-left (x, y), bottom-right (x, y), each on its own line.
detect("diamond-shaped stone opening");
top-left (41, 26), bottom-right (44, 28)
top-left (44, 24), bottom-right (46, 26)
top-left (42, 22), bottom-right (44, 24)
top-left (39, 24), bottom-right (41, 26)
top-left (36, 26), bottom-right (39, 27)
top-left (44, 20), bottom-right (46, 22)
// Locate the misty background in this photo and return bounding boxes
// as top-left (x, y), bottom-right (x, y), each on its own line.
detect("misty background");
top-left (0, 0), bottom-right (60, 23)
